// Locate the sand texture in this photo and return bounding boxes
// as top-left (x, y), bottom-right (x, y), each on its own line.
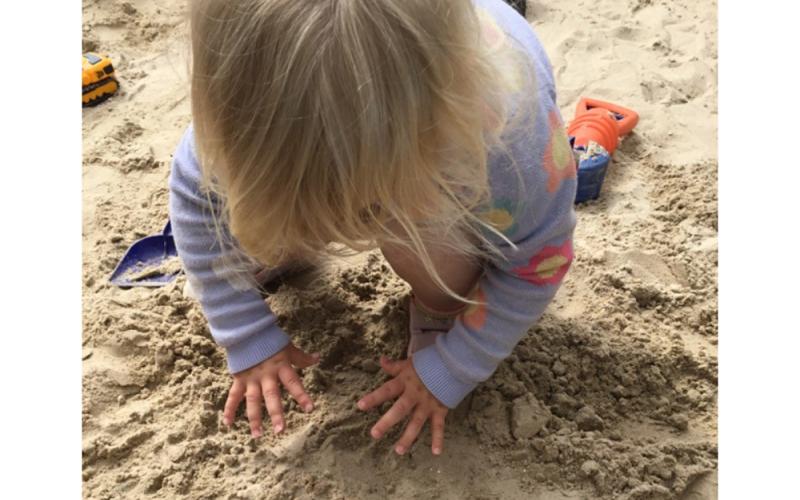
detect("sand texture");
top-left (82, 0), bottom-right (718, 498)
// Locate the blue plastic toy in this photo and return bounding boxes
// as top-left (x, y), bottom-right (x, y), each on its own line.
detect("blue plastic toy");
top-left (109, 221), bottom-right (181, 287)
top-left (568, 97), bottom-right (639, 204)
top-left (574, 141), bottom-right (612, 204)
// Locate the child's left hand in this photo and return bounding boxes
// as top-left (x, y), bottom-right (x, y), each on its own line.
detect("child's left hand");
top-left (357, 355), bottom-right (448, 456)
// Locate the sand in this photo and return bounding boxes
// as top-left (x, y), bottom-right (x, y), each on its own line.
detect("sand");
top-left (82, 0), bottom-right (718, 498)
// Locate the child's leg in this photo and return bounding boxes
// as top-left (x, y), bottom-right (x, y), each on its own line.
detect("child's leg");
top-left (379, 234), bottom-right (483, 314)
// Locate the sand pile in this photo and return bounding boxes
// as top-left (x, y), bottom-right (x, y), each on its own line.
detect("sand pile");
top-left (82, 0), bottom-right (717, 498)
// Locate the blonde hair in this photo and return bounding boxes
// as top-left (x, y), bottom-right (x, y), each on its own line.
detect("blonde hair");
top-left (190, 0), bottom-right (529, 301)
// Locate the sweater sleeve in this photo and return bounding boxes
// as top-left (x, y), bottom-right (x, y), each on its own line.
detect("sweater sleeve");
top-left (412, 98), bottom-right (578, 408)
top-left (168, 126), bottom-right (291, 373)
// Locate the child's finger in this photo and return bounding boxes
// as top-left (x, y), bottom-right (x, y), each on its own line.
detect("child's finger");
top-left (370, 395), bottom-right (415, 439)
top-left (289, 345), bottom-right (320, 369)
top-left (430, 412), bottom-right (445, 455)
top-left (380, 356), bottom-right (404, 376)
top-left (261, 377), bottom-right (285, 434)
top-left (223, 378), bottom-right (246, 426)
top-left (394, 407), bottom-right (428, 455)
top-left (278, 364), bottom-right (313, 413)
top-left (357, 377), bottom-right (403, 411)
top-left (244, 383), bottom-right (264, 437)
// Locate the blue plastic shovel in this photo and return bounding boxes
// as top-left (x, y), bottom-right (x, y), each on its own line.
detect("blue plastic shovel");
top-left (109, 221), bottom-right (181, 287)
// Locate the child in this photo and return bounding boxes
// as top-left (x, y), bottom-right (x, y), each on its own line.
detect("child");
top-left (170, 0), bottom-right (576, 456)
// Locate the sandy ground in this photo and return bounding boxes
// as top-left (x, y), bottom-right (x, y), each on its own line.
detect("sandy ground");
top-left (82, 0), bottom-right (718, 498)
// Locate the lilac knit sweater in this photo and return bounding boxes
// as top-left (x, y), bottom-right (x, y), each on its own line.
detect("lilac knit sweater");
top-left (169, 0), bottom-right (576, 408)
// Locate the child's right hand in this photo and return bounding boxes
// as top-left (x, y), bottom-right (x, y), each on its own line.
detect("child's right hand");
top-left (222, 343), bottom-right (320, 437)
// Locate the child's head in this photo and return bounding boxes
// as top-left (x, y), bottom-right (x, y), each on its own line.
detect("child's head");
top-left (190, 0), bottom-right (523, 297)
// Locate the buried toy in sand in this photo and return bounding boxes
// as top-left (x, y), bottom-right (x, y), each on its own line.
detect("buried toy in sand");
top-left (82, 52), bottom-right (119, 107)
top-left (567, 98), bottom-right (640, 203)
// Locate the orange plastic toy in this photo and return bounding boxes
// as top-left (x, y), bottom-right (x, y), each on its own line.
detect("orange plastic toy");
top-left (567, 98), bottom-right (639, 156)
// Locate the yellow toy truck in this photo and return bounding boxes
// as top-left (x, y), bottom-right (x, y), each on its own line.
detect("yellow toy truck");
top-left (82, 53), bottom-right (119, 107)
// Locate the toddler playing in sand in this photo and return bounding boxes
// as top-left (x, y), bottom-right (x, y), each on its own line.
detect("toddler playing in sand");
top-left (169, 0), bottom-right (576, 456)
